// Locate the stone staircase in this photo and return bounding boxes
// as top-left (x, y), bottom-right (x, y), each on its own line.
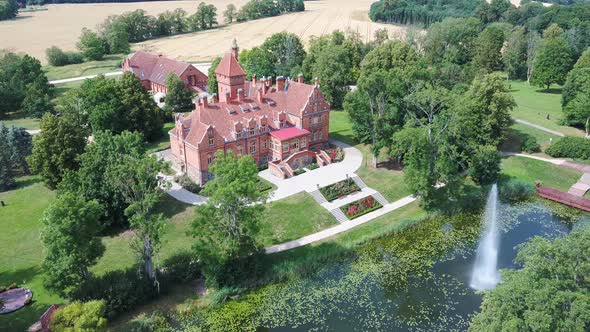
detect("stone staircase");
top-left (310, 189), bottom-right (327, 205)
top-left (352, 175), bottom-right (368, 189)
top-left (372, 192), bottom-right (389, 206)
top-left (330, 208), bottom-right (349, 223)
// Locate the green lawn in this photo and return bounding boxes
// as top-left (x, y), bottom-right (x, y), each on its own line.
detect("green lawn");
top-left (0, 177), bottom-right (60, 332)
top-left (258, 192), bottom-right (338, 247)
top-left (501, 155), bottom-right (582, 191)
top-left (330, 110), bottom-right (412, 202)
top-left (1, 112), bottom-right (41, 130)
top-left (44, 55), bottom-right (124, 81)
top-left (146, 122), bottom-right (175, 153)
top-left (508, 80), bottom-right (583, 137)
top-left (501, 122), bottom-right (561, 153)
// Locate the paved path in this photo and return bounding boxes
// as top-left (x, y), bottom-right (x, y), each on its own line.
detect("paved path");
top-left (49, 62), bottom-right (212, 85)
top-left (259, 139), bottom-right (363, 202)
top-left (265, 195), bottom-right (417, 254)
top-left (159, 172), bottom-right (208, 206)
top-left (513, 118), bottom-right (565, 137)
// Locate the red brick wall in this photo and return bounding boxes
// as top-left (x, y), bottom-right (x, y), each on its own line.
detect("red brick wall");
top-left (180, 65), bottom-right (208, 92)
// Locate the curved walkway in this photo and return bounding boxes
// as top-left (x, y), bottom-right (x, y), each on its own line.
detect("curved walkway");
top-left (512, 118), bottom-right (566, 137)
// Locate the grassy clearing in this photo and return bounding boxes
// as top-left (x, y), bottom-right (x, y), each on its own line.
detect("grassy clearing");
top-left (0, 112), bottom-right (41, 130)
top-left (258, 192), bottom-right (337, 247)
top-left (508, 80), bottom-right (583, 137)
top-left (0, 177), bottom-right (61, 332)
top-left (330, 110), bottom-right (411, 202)
top-left (44, 55), bottom-right (123, 81)
top-left (501, 122), bottom-right (561, 153)
top-left (501, 155), bottom-right (582, 191)
top-left (147, 122), bottom-right (175, 153)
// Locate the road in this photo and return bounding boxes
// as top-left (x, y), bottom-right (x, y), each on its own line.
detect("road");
top-left (48, 63), bottom-right (212, 85)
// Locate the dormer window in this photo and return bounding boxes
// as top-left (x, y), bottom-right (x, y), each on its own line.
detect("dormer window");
top-left (236, 131), bottom-right (243, 139)
top-left (208, 136), bottom-right (214, 146)
top-left (261, 125), bottom-right (267, 132)
top-left (249, 128), bottom-right (255, 137)
top-left (280, 120), bottom-right (285, 128)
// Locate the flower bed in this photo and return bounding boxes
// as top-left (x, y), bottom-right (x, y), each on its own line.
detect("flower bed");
top-left (340, 195), bottom-right (383, 220)
top-left (319, 178), bottom-right (361, 202)
top-left (174, 174), bottom-right (202, 194)
top-left (326, 146), bottom-right (345, 162)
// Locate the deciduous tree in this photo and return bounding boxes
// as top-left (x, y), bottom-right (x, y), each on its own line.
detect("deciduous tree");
top-left (28, 114), bottom-right (87, 189)
top-left (77, 28), bottom-right (108, 61)
top-left (223, 4), bottom-right (237, 24)
top-left (473, 26), bottom-right (505, 73)
top-left (191, 151), bottom-right (267, 287)
top-left (0, 123), bottom-right (14, 191)
top-left (41, 193), bottom-right (104, 297)
top-left (531, 26), bottom-right (573, 90)
top-left (260, 32), bottom-right (306, 77)
top-left (470, 225), bottom-right (590, 332)
top-left (7, 125), bottom-right (32, 176)
top-left (207, 56), bottom-right (222, 95)
top-left (164, 74), bottom-right (194, 115)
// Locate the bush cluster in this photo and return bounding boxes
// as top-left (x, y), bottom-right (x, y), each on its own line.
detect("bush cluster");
top-left (499, 178), bottom-right (536, 203)
top-left (545, 136), bottom-right (590, 159)
top-left (175, 174), bottom-right (202, 194)
top-left (520, 133), bottom-right (541, 153)
top-left (45, 46), bottom-right (84, 67)
top-left (236, 0), bottom-right (304, 22)
top-left (72, 251), bottom-right (200, 318)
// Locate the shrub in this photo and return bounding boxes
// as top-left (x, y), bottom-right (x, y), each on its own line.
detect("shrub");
top-left (546, 136), bottom-right (590, 159)
top-left (293, 168), bottom-right (306, 176)
top-left (160, 250), bottom-right (201, 284)
top-left (521, 134), bottom-right (540, 153)
top-left (499, 179), bottom-right (536, 203)
top-left (256, 179), bottom-right (273, 193)
top-left (308, 163), bottom-right (319, 170)
top-left (175, 174), bottom-right (202, 194)
top-left (45, 46), bottom-right (84, 67)
top-left (129, 311), bottom-right (172, 332)
top-left (51, 300), bottom-right (108, 331)
top-left (210, 287), bottom-right (246, 306)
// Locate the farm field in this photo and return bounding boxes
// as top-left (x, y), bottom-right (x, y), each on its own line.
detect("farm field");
top-left (1, 0), bottom-right (407, 64)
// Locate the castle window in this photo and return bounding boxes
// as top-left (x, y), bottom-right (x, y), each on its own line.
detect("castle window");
top-left (207, 154), bottom-right (213, 165)
top-left (236, 131), bottom-right (243, 139)
top-left (301, 137), bottom-right (307, 148)
top-left (279, 120), bottom-right (285, 128)
top-left (291, 139), bottom-right (299, 150)
top-left (249, 128), bottom-right (255, 137)
top-left (282, 142), bottom-right (289, 152)
top-left (261, 125), bottom-right (267, 132)
top-left (208, 136), bottom-right (214, 146)
top-left (249, 141), bottom-right (256, 154)
top-left (237, 146), bottom-right (243, 156)
top-left (311, 116), bottom-right (321, 125)
top-left (262, 140), bottom-right (267, 149)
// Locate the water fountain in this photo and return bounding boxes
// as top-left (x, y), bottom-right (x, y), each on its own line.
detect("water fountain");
top-left (470, 184), bottom-right (501, 291)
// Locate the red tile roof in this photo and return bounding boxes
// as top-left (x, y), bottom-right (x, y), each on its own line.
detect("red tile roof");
top-left (126, 51), bottom-right (200, 86)
top-left (269, 127), bottom-right (310, 141)
top-left (215, 52), bottom-right (246, 77)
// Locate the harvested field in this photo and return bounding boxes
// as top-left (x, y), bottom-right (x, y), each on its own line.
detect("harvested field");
top-left (0, 0), bottom-right (407, 64)
top-left (134, 0), bottom-right (408, 62)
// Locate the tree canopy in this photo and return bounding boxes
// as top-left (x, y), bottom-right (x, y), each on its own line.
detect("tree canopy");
top-left (470, 225), bottom-right (590, 332)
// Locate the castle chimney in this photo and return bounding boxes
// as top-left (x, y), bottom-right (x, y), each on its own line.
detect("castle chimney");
top-left (252, 74), bottom-right (257, 86)
top-left (257, 87), bottom-right (263, 103)
top-left (231, 38), bottom-right (239, 61)
top-left (277, 76), bottom-right (285, 91)
top-left (298, 73), bottom-right (304, 83)
top-left (212, 93), bottom-right (219, 103)
top-left (201, 96), bottom-right (208, 108)
top-left (237, 88), bottom-right (244, 103)
top-left (261, 78), bottom-right (269, 95)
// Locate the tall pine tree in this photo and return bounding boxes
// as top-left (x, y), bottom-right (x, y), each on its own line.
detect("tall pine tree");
top-left (0, 122), bottom-right (15, 191)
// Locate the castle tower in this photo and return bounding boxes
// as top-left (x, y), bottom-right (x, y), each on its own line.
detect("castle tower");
top-left (215, 40), bottom-right (246, 103)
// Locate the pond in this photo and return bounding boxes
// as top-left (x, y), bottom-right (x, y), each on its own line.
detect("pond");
top-left (183, 199), bottom-right (586, 331)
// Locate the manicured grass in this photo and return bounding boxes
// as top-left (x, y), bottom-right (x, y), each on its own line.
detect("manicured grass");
top-left (0, 176), bottom-right (61, 332)
top-left (44, 55), bottom-right (124, 81)
top-left (501, 156), bottom-right (582, 191)
top-left (1, 112), bottom-right (41, 130)
top-left (330, 111), bottom-right (411, 202)
top-left (146, 122), bottom-right (175, 153)
top-left (53, 79), bottom-right (84, 98)
top-left (501, 122), bottom-right (561, 153)
top-left (508, 80), bottom-right (583, 137)
top-left (257, 192), bottom-right (337, 247)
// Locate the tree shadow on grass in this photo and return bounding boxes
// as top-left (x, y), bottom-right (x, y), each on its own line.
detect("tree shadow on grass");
top-left (0, 266), bottom-right (61, 332)
top-left (535, 88), bottom-right (562, 94)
